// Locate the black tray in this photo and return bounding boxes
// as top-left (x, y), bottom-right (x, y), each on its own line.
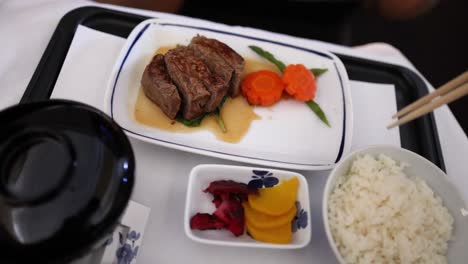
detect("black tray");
top-left (21, 6), bottom-right (445, 171)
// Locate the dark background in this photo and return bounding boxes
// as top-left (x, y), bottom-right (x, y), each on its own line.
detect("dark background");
top-left (99, 0), bottom-right (468, 134)
top-left (350, 0), bottom-right (468, 134)
top-left (180, 0), bottom-right (468, 134)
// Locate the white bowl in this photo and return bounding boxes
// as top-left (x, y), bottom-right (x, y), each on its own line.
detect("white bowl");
top-left (184, 164), bottom-right (311, 249)
top-left (323, 145), bottom-right (468, 263)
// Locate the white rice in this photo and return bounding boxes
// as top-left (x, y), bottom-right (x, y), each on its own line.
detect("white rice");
top-left (328, 154), bottom-right (454, 264)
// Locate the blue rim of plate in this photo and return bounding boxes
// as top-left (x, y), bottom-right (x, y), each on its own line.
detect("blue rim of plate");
top-left (110, 21), bottom-right (347, 167)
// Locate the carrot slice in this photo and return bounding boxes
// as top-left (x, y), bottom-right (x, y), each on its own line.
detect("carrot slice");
top-left (281, 64), bottom-right (317, 102)
top-left (241, 70), bottom-right (284, 106)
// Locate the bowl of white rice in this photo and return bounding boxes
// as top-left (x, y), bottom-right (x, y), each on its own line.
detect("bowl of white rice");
top-left (323, 145), bottom-right (468, 264)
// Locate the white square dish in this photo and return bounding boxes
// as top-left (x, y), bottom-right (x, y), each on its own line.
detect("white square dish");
top-left (184, 164), bottom-right (311, 249)
top-left (105, 18), bottom-right (353, 170)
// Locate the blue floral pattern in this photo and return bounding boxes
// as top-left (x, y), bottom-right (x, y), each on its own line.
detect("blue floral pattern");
top-left (127, 230), bottom-right (141, 242)
top-left (113, 230), bottom-right (140, 264)
top-left (248, 170), bottom-right (279, 189)
top-left (291, 201), bottom-right (308, 232)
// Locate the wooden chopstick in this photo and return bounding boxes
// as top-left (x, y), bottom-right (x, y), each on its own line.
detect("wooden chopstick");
top-left (388, 70), bottom-right (468, 129)
top-left (393, 70), bottom-right (468, 119)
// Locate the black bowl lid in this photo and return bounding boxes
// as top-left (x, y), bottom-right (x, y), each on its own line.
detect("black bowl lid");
top-left (0, 100), bottom-right (134, 263)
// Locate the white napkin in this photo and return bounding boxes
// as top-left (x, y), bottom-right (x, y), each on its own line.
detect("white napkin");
top-left (52, 26), bottom-right (401, 150)
top-left (53, 26), bottom-right (124, 110)
top-left (350, 81), bottom-right (400, 150)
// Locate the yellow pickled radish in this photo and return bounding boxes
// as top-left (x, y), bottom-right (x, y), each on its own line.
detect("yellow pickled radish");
top-left (248, 177), bottom-right (299, 216)
top-left (246, 221), bottom-right (292, 244)
top-left (243, 202), bottom-right (296, 229)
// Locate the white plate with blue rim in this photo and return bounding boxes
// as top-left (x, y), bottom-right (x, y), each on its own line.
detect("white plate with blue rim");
top-left (105, 18), bottom-right (353, 171)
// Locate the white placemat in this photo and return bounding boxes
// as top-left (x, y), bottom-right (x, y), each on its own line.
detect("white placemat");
top-left (51, 25), bottom-right (401, 264)
top-left (350, 81), bottom-right (399, 151)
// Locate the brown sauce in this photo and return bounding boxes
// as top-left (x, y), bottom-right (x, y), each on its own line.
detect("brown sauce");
top-left (135, 89), bottom-right (259, 143)
top-left (135, 47), bottom-right (276, 143)
top-left (153, 46), bottom-right (173, 56)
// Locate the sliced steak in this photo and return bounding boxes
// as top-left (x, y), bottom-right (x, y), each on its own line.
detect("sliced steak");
top-left (141, 54), bottom-right (181, 119)
top-left (166, 47), bottom-right (228, 114)
top-left (190, 35), bottom-right (245, 97)
top-left (189, 40), bottom-right (233, 89)
top-left (203, 74), bottom-right (229, 112)
top-left (175, 48), bottom-right (229, 112)
top-left (164, 47), bottom-right (211, 120)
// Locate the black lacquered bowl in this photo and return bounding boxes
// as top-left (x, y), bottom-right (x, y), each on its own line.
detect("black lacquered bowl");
top-left (0, 100), bottom-right (135, 263)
